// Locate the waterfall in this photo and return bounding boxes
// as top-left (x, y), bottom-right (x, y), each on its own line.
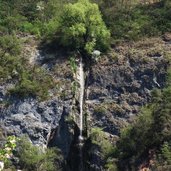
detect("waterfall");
top-left (78, 58), bottom-right (84, 140)
top-left (153, 74), bottom-right (160, 88)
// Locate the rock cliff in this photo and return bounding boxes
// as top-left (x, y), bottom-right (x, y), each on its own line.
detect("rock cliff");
top-left (0, 36), bottom-right (170, 170)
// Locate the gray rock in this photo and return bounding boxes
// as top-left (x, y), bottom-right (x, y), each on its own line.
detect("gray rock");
top-left (86, 52), bottom-right (168, 135)
top-left (0, 96), bottom-right (71, 146)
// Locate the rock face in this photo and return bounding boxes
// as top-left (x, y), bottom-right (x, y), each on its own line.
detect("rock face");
top-left (48, 106), bottom-right (77, 158)
top-left (0, 96), bottom-right (67, 145)
top-left (0, 36), bottom-right (171, 170)
top-left (0, 43), bottom-right (74, 147)
top-left (86, 37), bottom-right (170, 137)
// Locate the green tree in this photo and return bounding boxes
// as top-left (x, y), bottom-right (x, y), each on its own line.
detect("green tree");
top-left (0, 34), bottom-right (21, 56)
top-left (16, 137), bottom-right (63, 171)
top-left (58, 0), bottom-right (110, 56)
top-left (160, 142), bottom-right (171, 164)
top-left (113, 68), bottom-right (171, 170)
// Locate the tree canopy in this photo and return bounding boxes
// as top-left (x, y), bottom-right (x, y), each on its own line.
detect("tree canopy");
top-left (58, 0), bottom-right (110, 55)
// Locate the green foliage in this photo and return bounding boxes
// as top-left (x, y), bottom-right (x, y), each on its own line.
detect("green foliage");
top-left (69, 56), bottom-right (77, 74)
top-left (105, 158), bottom-right (118, 171)
top-left (0, 34), bottom-right (53, 100)
top-left (94, 105), bottom-right (107, 117)
top-left (0, 35), bottom-right (22, 83)
top-left (117, 106), bottom-right (153, 160)
top-left (16, 137), bottom-right (62, 171)
top-left (151, 141), bottom-right (171, 171)
top-left (160, 142), bottom-right (171, 164)
top-left (91, 127), bottom-right (115, 159)
top-left (9, 68), bottom-right (54, 100)
top-left (113, 67), bottom-right (171, 169)
top-left (0, 0), bottom-right (170, 42)
top-left (58, 0), bottom-right (110, 55)
top-left (0, 34), bottom-right (21, 56)
top-left (151, 88), bottom-right (162, 103)
top-left (0, 0), bottom-right (66, 37)
top-left (93, 0), bottom-right (171, 42)
top-left (0, 136), bottom-right (18, 163)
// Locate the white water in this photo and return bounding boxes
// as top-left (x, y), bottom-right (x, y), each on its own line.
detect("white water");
top-left (78, 58), bottom-right (84, 139)
top-left (153, 74), bottom-right (160, 88)
top-left (0, 161), bottom-right (4, 171)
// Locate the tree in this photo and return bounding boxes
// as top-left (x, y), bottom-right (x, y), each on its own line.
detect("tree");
top-left (16, 137), bottom-right (63, 171)
top-left (58, 0), bottom-right (110, 56)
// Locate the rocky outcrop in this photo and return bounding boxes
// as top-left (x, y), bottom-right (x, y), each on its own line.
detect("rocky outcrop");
top-left (48, 106), bottom-right (76, 158)
top-left (0, 36), bottom-right (170, 171)
top-left (86, 37), bottom-right (170, 136)
top-left (0, 41), bottom-right (74, 147)
top-left (0, 96), bottom-right (68, 145)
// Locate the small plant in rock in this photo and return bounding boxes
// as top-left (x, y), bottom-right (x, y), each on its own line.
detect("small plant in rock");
top-left (69, 56), bottom-right (77, 74)
top-left (91, 127), bottom-right (115, 159)
top-left (9, 67), bottom-right (54, 101)
top-left (158, 142), bottom-right (171, 165)
top-left (16, 137), bottom-right (62, 171)
top-left (105, 158), bottom-right (118, 171)
top-left (94, 106), bottom-right (107, 117)
top-left (0, 135), bottom-right (18, 169)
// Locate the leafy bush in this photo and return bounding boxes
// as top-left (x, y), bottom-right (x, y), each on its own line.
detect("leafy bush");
top-left (9, 68), bottom-right (54, 100)
top-left (160, 142), bottom-right (171, 165)
top-left (93, 0), bottom-right (171, 42)
top-left (94, 106), bottom-right (107, 117)
top-left (91, 127), bottom-right (115, 159)
top-left (0, 35), bottom-right (22, 83)
top-left (16, 137), bottom-right (63, 171)
top-left (0, 34), bottom-right (21, 56)
top-left (57, 0), bottom-right (110, 56)
top-left (0, 34), bottom-right (53, 100)
top-left (105, 158), bottom-right (118, 171)
top-left (112, 67), bottom-right (171, 169)
top-left (0, 0), bottom-right (65, 37)
top-left (116, 106), bottom-right (153, 160)
top-left (0, 136), bottom-right (17, 163)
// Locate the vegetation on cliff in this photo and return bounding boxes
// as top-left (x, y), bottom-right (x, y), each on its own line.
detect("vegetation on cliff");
top-left (108, 68), bottom-right (171, 170)
top-left (0, 0), bottom-right (171, 171)
top-left (16, 138), bottom-right (62, 171)
top-left (1, 0), bottom-right (170, 41)
top-left (94, 0), bottom-right (171, 42)
top-left (0, 34), bottom-right (54, 100)
top-left (57, 0), bottom-right (110, 55)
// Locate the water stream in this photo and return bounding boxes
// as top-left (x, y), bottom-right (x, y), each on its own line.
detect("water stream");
top-left (78, 58), bottom-right (84, 140)
top-left (77, 57), bottom-right (84, 171)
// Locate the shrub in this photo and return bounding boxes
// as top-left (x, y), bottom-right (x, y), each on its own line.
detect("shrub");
top-left (0, 34), bottom-right (54, 100)
top-left (0, 15), bottom-right (27, 34)
top-left (58, 0), bottom-right (110, 56)
top-left (105, 158), bottom-right (118, 171)
top-left (9, 68), bottom-right (54, 100)
top-left (94, 106), bottom-right (107, 117)
top-left (16, 137), bottom-right (62, 171)
top-left (91, 127), bottom-right (115, 159)
top-left (0, 34), bottom-right (21, 56)
top-left (113, 67), bottom-right (171, 169)
top-left (0, 135), bottom-right (18, 170)
top-left (0, 35), bottom-right (22, 83)
top-left (160, 142), bottom-right (171, 165)
top-left (93, 0), bottom-right (171, 42)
